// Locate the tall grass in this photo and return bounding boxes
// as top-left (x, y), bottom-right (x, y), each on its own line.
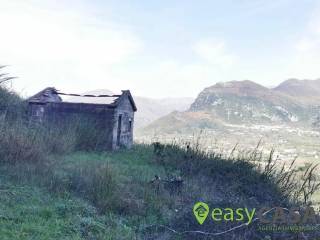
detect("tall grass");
top-left (0, 84), bottom-right (111, 165)
top-left (152, 140), bottom-right (320, 206)
top-left (0, 85), bottom-right (44, 164)
top-left (144, 141), bottom-right (320, 240)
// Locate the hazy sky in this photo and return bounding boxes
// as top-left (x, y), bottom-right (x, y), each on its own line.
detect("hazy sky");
top-left (1, 0), bottom-right (320, 98)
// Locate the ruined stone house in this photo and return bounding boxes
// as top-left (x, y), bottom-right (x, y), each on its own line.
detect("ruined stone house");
top-left (27, 87), bottom-right (137, 150)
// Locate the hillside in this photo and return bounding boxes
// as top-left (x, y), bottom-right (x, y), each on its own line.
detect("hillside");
top-left (2, 145), bottom-right (319, 240)
top-left (140, 111), bottom-right (224, 135)
top-left (189, 80), bottom-right (310, 124)
top-left (274, 78), bottom-right (320, 105)
top-left (140, 79), bottom-right (320, 135)
top-left (134, 96), bottom-right (194, 128)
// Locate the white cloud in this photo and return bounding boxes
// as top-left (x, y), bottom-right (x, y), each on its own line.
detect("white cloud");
top-left (193, 39), bottom-right (236, 67)
top-left (287, 6), bottom-right (320, 79)
top-left (114, 54), bottom-right (237, 98)
top-left (307, 6), bottom-right (320, 35)
top-left (0, 0), bottom-right (141, 95)
top-left (0, 1), bottom-right (238, 98)
top-left (295, 38), bottom-right (317, 52)
top-left (105, 38), bottom-right (239, 98)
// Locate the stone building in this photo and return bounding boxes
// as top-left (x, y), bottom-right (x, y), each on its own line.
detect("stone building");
top-left (27, 87), bottom-right (137, 150)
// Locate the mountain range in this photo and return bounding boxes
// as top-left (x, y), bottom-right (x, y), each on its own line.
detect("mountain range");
top-left (140, 79), bottom-right (320, 134)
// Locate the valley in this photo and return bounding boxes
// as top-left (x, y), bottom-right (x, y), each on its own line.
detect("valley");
top-left (137, 79), bottom-right (320, 168)
top-left (137, 123), bottom-right (320, 166)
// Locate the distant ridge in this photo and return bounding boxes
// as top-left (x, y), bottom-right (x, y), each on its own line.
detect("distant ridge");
top-left (273, 78), bottom-right (320, 104)
top-left (140, 79), bottom-right (320, 134)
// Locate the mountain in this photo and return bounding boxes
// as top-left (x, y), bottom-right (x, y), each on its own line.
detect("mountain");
top-left (140, 110), bottom-right (224, 134)
top-left (189, 80), bottom-right (309, 124)
top-left (140, 79), bottom-right (320, 134)
top-left (64, 89), bottom-right (194, 129)
top-left (273, 78), bottom-right (320, 105)
top-left (134, 97), bottom-right (194, 128)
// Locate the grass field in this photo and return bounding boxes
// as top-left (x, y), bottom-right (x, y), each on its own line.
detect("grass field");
top-left (0, 147), bottom-right (163, 240)
top-left (0, 144), bottom-right (319, 240)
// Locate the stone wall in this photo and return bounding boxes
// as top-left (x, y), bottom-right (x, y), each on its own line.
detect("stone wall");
top-left (28, 101), bottom-right (134, 150)
top-left (112, 95), bottom-right (135, 149)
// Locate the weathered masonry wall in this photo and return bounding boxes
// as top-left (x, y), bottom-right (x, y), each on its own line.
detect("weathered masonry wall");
top-left (112, 96), bottom-right (135, 149)
top-left (47, 102), bottom-right (116, 150)
top-left (29, 102), bottom-right (116, 150)
top-left (27, 88), bottom-right (136, 150)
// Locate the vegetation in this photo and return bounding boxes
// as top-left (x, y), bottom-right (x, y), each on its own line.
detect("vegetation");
top-left (0, 74), bottom-right (320, 239)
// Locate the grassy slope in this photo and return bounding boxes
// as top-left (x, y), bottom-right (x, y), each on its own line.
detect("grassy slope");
top-left (0, 143), bottom-right (319, 239)
top-left (0, 147), bottom-right (163, 240)
top-left (0, 178), bottom-right (136, 240)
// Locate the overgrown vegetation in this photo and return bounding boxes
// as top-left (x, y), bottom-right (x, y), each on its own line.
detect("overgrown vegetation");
top-left (0, 88), bottom-right (110, 166)
top-left (0, 73), bottom-right (320, 239)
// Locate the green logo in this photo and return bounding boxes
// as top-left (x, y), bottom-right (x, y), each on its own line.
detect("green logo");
top-left (193, 202), bottom-right (209, 225)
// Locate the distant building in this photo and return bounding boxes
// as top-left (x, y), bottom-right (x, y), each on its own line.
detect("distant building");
top-left (27, 87), bottom-right (137, 150)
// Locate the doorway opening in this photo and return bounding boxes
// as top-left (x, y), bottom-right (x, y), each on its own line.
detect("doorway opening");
top-left (117, 115), bottom-right (122, 146)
